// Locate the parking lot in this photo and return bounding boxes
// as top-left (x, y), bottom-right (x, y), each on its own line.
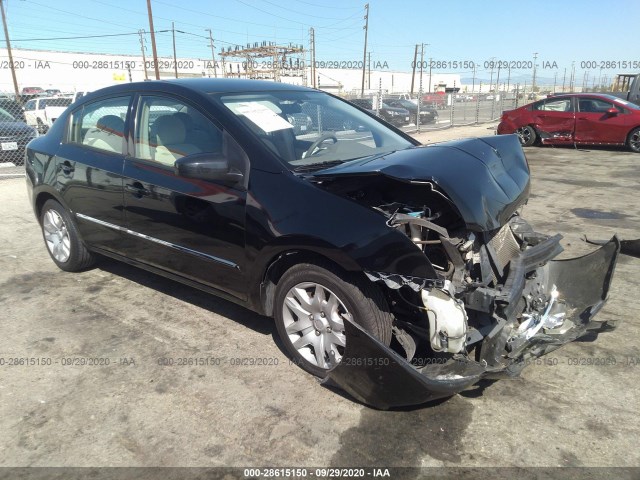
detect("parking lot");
top-left (1, 130), bottom-right (639, 471)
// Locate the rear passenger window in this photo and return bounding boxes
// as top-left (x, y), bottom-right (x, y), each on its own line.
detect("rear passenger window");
top-left (68, 96), bottom-right (130, 154)
top-left (134, 96), bottom-right (223, 166)
top-left (533, 98), bottom-right (572, 112)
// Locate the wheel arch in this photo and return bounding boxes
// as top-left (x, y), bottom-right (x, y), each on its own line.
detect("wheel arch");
top-left (254, 248), bottom-right (368, 317)
top-left (35, 190), bottom-right (69, 221)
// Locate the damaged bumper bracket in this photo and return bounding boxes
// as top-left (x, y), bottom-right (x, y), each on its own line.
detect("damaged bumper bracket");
top-left (325, 237), bottom-right (620, 410)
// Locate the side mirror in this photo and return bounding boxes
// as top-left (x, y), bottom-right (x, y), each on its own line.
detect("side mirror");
top-left (606, 108), bottom-right (618, 115)
top-left (175, 153), bottom-right (243, 184)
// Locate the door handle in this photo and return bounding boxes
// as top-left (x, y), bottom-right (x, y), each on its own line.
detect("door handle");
top-left (126, 183), bottom-right (150, 197)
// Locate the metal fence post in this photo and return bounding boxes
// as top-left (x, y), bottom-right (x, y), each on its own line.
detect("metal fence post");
top-left (449, 81), bottom-right (455, 127)
top-left (475, 81), bottom-right (481, 124)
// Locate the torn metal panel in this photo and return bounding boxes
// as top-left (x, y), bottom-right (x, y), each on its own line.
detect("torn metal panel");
top-left (326, 238), bottom-right (620, 410)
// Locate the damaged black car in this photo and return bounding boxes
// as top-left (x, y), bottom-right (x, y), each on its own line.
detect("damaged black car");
top-left (25, 79), bottom-right (619, 409)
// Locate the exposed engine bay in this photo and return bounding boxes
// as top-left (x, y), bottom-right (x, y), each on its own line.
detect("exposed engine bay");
top-left (309, 136), bottom-right (620, 409)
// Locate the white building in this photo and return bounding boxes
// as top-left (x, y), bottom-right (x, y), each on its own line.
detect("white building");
top-left (0, 48), bottom-right (462, 97)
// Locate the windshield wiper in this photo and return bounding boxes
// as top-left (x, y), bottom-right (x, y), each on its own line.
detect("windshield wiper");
top-left (292, 160), bottom-right (345, 173)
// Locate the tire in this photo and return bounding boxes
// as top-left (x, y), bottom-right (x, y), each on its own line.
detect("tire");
top-left (274, 262), bottom-right (393, 378)
top-left (40, 199), bottom-right (95, 272)
top-left (516, 125), bottom-right (537, 147)
top-left (627, 127), bottom-right (640, 153)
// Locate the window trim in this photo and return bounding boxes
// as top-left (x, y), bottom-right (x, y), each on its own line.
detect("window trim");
top-left (64, 94), bottom-right (133, 156)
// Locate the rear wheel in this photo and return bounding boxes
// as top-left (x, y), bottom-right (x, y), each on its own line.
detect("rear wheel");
top-left (627, 127), bottom-right (640, 153)
top-left (40, 199), bottom-right (95, 272)
top-left (516, 125), bottom-right (537, 147)
top-left (274, 263), bottom-right (392, 378)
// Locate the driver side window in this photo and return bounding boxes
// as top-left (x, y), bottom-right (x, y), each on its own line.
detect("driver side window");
top-left (134, 96), bottom-right (223, 166)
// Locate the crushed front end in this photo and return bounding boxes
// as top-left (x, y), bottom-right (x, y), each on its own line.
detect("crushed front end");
top-left (315, 136), bottom-right (620, 409)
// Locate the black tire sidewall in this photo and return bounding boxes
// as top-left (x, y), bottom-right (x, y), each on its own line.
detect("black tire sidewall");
top-left (519, 125), bottom-right (536, 147)
top-left (628, 127), bottom-right (640, 153)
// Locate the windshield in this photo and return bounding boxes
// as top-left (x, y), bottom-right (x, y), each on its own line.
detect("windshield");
top-left (0, 107), bottom-right (16, 122)
top-left (391, 99), bottom-right (415, 109)
top-left (218, 90), bottom-right (413, 171)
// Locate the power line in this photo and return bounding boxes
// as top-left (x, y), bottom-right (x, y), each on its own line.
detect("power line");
top-left (24, 0), bottom-right (141, 31)
top-left (12, 30), bottom-right (170, 42)
top-left (253, 0), bottom-right (359, 20)
top-left (293, 0), bottom-right (360, 9)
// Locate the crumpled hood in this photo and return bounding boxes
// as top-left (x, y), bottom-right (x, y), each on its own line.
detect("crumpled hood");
top-left (312, 134), bottom-right (530, 232)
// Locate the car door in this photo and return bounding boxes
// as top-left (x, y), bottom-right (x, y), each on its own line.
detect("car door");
top-left (55, 95), bottom-right (131, 253)
top-left (531, 97), bottom-right (574, 143)
top-left (574, 97), bottom-right (631, 145)
top-left (122, 94), bottom-right (248, 299)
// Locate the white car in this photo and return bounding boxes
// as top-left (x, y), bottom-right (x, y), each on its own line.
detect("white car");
top-left (23, 96), bottom-right (72, 133)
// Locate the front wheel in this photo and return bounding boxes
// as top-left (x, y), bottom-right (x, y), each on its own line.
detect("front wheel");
top-left (274, 263), bottom-right (393, 378)
top-left (40, 199), bottom-right (95, 272)
top-left (516, 125), bottom-right (537, 147)
top-left (627, 127), bottom-right (640, 153)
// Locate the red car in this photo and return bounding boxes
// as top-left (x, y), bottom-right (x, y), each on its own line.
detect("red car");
top-left (497, 93), bottom-right (640, 153)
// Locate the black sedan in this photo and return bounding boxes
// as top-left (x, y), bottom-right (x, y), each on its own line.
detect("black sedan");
top-left (348, 98), bottom-right (411, 127)
top-left (385, 98), bottom-right (438, 125)
top-left (25, 79), bottom-right (619, 409)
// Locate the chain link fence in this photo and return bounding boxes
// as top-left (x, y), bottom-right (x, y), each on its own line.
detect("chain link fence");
top-left (343, 85), bottom-right (529, 135)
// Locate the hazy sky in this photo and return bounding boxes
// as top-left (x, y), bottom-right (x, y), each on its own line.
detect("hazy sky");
top-left (3, 0), bottom-right (637, 82)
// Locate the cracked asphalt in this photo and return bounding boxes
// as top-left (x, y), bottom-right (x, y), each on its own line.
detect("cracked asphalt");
top-left (0, 127), bottom-right (639, 473)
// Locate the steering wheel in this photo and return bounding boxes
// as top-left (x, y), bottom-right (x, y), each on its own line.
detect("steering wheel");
top-left (303, 134), bottom-right (338, 158)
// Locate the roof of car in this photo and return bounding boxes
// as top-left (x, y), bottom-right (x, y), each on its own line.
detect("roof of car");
top-left (162, 78), bottom-right (313, 93)
top-left (82, 78), bottom-right (314, 98)
top-left (548, 93), bottom-right (624, 100)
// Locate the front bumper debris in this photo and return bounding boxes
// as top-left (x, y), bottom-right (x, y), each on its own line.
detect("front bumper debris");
top-left (325, 237), bottom-right (620, 410)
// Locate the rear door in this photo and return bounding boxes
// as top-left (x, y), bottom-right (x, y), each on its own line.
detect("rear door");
top-left (531, 96), bottom-right (574, 143)
top-left (121, 94), bottom-right (248, 299)
top-left (56, 95), bottom-right (131, 253)
top-left (574, 97), bottom-right (632, 144)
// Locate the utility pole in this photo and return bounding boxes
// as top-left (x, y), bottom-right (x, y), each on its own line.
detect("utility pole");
top-left (138, 30), bottom-right (149, 80)
top-left (146, 0), bottom-right (160, 80)
top-left (419, 43), bottom-right (424, 99)
top-left (360, 3), bottom-right (369, 96)
top-left (489, 59), bottom-right (495, 93)
top-left (309, 27), bottom-right (316, 88)
top-left (562, 67), bottom-right (566, 92)
top-left (553, 71), bottom-right (557, 93)
top-left (0, 0), bottom-right (20, 102)
top-left (570, 61), bottom-right (575, 91)
top-left (471, 63), bottom-right (476, 93)
top-left (171, 22), bottom-right (178, 78)
top-left (410, 44), bottom-right (418, 96)
top-left (206, 29), bottom-right (217, 78)
top-left (532, 52), bottom-right (538, 93)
